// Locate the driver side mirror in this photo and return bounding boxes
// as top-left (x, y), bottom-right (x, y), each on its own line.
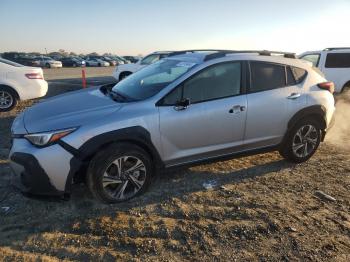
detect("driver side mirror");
top-left (174, 98), bottom-right (190, 111)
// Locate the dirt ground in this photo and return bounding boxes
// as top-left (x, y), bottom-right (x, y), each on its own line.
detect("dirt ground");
top-left (0, 70), bottom-right (350, 261)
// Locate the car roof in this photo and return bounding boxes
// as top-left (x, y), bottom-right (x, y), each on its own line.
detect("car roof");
top-left (165, 50), bottom-right (310, 69)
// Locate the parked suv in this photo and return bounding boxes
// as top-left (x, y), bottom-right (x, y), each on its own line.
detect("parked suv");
top-left (299, 47), bottom-right (350, 93)
top-left (9, 50), bottom-right (335, 203)
top-left (113, 51), bottom-right (172, 81)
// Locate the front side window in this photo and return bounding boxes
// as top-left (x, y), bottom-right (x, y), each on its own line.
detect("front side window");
top-left (249, 62), bottom-right (286, 93)
top-left (162, 62), bottom-right (241, 105)
top-left (112, 59), bottom-right (196, 101)
top-left (325, 53), bottom-right (350, 68)
top-left (141, 54), bottom-right (160, 65)
top-left (300, 54), bottom-right (320, 67)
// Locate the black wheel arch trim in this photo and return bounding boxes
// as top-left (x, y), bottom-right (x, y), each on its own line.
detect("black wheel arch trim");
top-left (62, 126), bottom-right (164, 193)
top-left (287, 105), bottom-right (327, 130)
top-left (280, 105), bottom-right (327, 149)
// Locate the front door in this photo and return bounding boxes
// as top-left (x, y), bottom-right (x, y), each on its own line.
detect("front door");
top-left (158, 61), bottom-right (247, 166)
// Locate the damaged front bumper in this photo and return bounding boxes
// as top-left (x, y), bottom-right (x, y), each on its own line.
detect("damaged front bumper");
top-left (9, 138), bottom-right (81, 197)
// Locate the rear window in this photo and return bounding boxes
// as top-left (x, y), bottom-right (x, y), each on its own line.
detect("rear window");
top-left (0, 58), bottom-right (23, 67)
top-left (325, 53), bottom-right (350, 68)
top-left (250, 62), bottom-right (286, 92)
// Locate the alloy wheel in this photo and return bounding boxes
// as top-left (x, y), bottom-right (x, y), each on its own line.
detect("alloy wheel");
top-left (102, 156), bottom-right (147, 200)
top-left (0, 91), bottom-right (13, 109)
top-left (292, 124), bottom-right (319, 158)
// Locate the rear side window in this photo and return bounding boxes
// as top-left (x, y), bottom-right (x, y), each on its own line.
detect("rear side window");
top-left (286, 66), bottom-right (296, 86)
top-left (291, 67), bottom-right (307, 83)
top-left (249, 62), bottom-right (285, 92)
top-left (325, 53), bottom-right (350, 68)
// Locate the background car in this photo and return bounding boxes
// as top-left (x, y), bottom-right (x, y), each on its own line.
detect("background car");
top-left (35, 56), bottom-right (62, 68)
top-left (113, 51), bottom-right (172, 81)
top-left (60, 57), bottom-right (85, 67)
top-left (102, 56), bottom-right (117, 66)
top-left (299, 47), bottom-right (350, 93)
top-left (1, 52), bottom-right (40, 67)
top-left (0, 58), bottom-right (48, 111)
top-left (85, 57), bottom-right (110, 67)
top-left (123, 56), bottom-right (140, 63)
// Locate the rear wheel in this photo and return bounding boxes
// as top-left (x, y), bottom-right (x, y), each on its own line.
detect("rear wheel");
top-left (279, 118), bottom-right (321, 163)
top-left (87, 143), bottom-right (153, 203)
top-left (0, 86), bottom-right (18, 112)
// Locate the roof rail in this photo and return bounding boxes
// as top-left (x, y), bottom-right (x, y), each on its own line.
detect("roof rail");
top-left (167, 49), bottom-right (233, 57)
top-left (203, 50), bottom-right (296, 61)
top-left (323, 47), bottom-right (350, 51)
top-left (167, 49), bottom-right (296, 61)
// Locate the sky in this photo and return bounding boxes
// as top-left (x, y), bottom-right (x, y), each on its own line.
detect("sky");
top-left (1, 0), bottom-right (350, 56)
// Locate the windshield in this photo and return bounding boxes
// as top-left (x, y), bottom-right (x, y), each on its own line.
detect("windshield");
top-left (0, 58), bottom-right (24, 67)
top-left (112, 59), bottom-right (197, 100)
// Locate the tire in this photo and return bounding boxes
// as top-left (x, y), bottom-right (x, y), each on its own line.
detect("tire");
top-left (45, 63), bottom-right (51, 68)
top-left (73, 63), bottom-right (77, 67)
top-left (98, 63), bottom-right (101, 67)
top-left (0, 86), bottom-right (18, 112)
top-left (279, 118), bottom-right (321, 163)
top-left (87, 143), bottom-right (153, 203)
top-left (86, 63), bottom-right (90, 67)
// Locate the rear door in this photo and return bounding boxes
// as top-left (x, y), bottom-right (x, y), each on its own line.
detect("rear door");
top-left (245, 61), bottom-right (292, 150)
top-left (158, 61), bottom-right (247, 166)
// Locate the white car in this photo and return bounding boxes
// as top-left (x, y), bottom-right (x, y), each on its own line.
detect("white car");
top-left (0, 58), bottom-right (48, 112)
top-left (299, 47), bottom-right (350, 93)
top-left (35, 56), bottom-right (62, 68)
top-left (85, 58), bottom-right (110, 67)
top-left (113, 51), bottom-right (172, 81)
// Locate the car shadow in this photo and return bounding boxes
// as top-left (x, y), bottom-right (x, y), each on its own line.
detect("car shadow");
top-left (0, 155), bottom-right (295, 238)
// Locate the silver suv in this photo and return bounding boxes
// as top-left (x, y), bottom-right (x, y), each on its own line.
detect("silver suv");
top-left (9, 50), bottom-right (336, 203)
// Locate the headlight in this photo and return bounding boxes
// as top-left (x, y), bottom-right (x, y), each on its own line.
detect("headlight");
top-left (24, 127), bottom-right (77, 146)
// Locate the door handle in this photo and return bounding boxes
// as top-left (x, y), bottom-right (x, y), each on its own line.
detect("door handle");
top-left (287, 93), bottom-right (301, 99)
top-left (229, 105), bottom-right (245, 114)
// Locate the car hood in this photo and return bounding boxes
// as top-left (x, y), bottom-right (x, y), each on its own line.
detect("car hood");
top-left (24, 87), bottom-right (123, 133)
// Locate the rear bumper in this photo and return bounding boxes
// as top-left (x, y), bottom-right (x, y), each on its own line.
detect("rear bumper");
top-left (19, 80), bottom-right (48, 100)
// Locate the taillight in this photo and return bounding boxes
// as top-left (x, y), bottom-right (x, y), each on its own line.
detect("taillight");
top-left (318, 82), bottom-right (335, 94)
top-left (25, 73), bottom-right (43, 80)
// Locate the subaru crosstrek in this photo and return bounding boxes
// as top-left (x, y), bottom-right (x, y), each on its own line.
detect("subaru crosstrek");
top-left (9, 50), bottom-right (336, 203)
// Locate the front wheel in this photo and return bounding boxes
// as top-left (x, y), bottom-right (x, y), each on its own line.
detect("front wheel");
top-left (87, 143), bottom-right (153, 203)
top-left (45, 63), bottom-right (51, 68)
top-left (279, 119), bottom-right (321, 163)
